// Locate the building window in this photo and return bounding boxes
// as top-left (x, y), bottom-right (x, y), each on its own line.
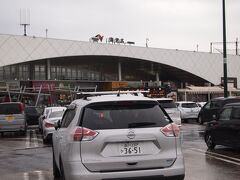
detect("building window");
top-left (19, 64), bottom-right (29, 80)
top-left (0, 67), bottom-right (4, 80)
top-left (4, 66), bottom-right (10, 80)
top-left (34, 65), bottom-right (45, 80)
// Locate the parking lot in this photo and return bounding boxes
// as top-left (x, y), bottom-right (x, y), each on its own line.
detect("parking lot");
top-left (0, 122), bottom-right (240, 180)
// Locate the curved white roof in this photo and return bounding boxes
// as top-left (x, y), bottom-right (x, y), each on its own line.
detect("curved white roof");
top-left (1, 34), bottom-right (240, 87)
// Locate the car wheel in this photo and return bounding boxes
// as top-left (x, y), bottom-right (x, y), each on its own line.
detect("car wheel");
top-left (52, 150), bottom-right (60, 178)
top-left (198, 116), bottom-right (203, 125)
top-left (205, 133), bottom-right (216, 149)
top-left (43, 137), bottom-right (49, 144)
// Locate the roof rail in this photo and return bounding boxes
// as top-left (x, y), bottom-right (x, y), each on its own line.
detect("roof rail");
top-left (77, 90), bottom-right (149, 99)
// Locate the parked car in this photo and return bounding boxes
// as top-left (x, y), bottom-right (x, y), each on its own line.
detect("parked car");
top-left (0, 102), bottom-right (27, 135)
top-left (38, 106), bottom-right (65, 133)
top-left (198, 96), bottom-right (240, 124)
top-left (52, 93), bottom-right (185, 180)
top-left (204, 102), bottom-right (240, 149)
top-left (25, 106), bottom-right (42, 125)
top-left (42, 108), bottom-right (66, 143)
top-left (154, 98), bottom-right (181, 125)
top-left (176, 101), bottom-right (201, 122)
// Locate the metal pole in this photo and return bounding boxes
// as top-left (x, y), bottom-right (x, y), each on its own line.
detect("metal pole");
top-left (236, 38), bottom-right (238, 55)
top-left (35, 85), bottom-right (42, 107)
top-left (222, 0), bottom-right (228, 97)
top-left (24, 24), bottom-right (27, 36)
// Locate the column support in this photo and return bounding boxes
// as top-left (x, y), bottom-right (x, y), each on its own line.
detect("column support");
top-left (118, 61), bottom-right (122, 81)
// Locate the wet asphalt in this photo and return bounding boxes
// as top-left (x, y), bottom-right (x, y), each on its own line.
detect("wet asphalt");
top-left (0, 122), bottom-right (240, 180)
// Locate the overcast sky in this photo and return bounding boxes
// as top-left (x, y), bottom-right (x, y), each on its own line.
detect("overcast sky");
top-left (0, 0), bottom-right (240, 52)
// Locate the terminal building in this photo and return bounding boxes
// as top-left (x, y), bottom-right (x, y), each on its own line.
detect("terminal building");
top-left (0, 34), bottom-right (240, 105)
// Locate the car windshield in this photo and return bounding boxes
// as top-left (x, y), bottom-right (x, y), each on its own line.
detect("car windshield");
top-left (82, 101), bottom-right (169, 130)
top-left (0, 104), bottom-right (22, 114)
top-left (182, 103), bottom-right (198, 108)
top-left (158, 100), bottom-right (177, 108)
top-left (49, 110), bottom-right (64, 118)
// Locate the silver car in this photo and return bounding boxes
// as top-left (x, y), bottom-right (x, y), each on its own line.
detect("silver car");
top-left (176, 101), bottom-right (201, 122)
top-left (52, 93), bottom-right (185, 180)
top-left (42, 107), bottom-right (66, 143)
top-left (0, 102), bottom-right (27, 135)
top-left (39, 106), bottom-right (65, 133)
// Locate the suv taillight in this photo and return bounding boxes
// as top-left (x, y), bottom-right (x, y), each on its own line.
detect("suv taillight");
top-left (72, 127), bottom-right (98, 141)
top-left (44, 120), bottom-right (54, 128)
top-left (19, 103), bottom-right (25, 113)
top-left (160, 123), bottom-right (180, 137)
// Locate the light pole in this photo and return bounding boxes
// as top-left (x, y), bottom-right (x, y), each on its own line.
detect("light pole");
top-left (222, 0), bottom-right (228, 97)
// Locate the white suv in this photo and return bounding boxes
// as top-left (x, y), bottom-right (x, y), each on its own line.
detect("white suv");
top-left (52, 92), bottom-right (185, 180)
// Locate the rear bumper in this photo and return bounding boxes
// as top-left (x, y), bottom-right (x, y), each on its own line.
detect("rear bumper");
top-left (0, 124), bottom-right (26, 132)
top-left (64, 155), bottom-right (185, 180)
top-left (181, 112), bottom-right (198, 119)
top-left (43, 128), bottom-right (54, 140)
top-left (102, 175), bottom-right (184, 180)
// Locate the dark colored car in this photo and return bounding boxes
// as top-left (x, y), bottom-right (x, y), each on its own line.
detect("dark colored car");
top-left (25, 106), bottom-right (42, 125)
top-left (204, 102), bottom-right (240, 149)
top-left (198, 97), bottom-right (240, 124)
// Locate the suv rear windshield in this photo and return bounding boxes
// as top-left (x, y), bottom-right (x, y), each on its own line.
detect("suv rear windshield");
top-left (157, 100), bottom-right (177, 108)
top-left (81, 101), bottom-right (169, 130)
top-left (182, 103), bottom-right (198, 108)
top-left (0, 103), bottom-right (22, 114)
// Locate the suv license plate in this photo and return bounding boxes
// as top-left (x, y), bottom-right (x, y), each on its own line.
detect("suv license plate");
top-left (119, 142), bottom-right (142, 156)
top-left (5, 116), bottom-right (15, 121)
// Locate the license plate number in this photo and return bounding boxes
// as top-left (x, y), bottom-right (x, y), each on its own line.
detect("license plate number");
top-left (119, 142), bottom-right (142, 156)
top-left (5, 116), bottom-right (15, 121)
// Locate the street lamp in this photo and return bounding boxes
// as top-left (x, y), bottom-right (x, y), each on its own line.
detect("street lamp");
top-left (222, 0), bottom-right (228, 97)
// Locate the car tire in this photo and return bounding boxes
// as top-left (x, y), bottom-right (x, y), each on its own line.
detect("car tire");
top-left (198, 116), bottom-right (203, 125)
top-left (205, 133), bottom-right (216, 149)
top-left (43, 137), bottom-right (48, 144)
top-left (52, 150), bottom-right (61, 178)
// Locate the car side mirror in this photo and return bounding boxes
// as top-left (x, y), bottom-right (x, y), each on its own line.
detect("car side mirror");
top-left (54, 120), bottom-right (61, 130)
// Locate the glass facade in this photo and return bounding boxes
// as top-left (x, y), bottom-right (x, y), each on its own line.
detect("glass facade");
top-left (0, 56), bottom-right (205, 85)
top-left (19, 64), bottom-right (29, 80)
top-left (34, 64), bottom-right (45, 80)
top-left (50, 57), bottom-right (118, 81)
top-left (0, 64), bottom-right (30, 81)
top-left (0, 57), bottom-right (156, 82)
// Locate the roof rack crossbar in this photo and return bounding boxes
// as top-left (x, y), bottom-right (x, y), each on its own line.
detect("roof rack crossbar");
top-left (77, 90), bottom-right (149, 99)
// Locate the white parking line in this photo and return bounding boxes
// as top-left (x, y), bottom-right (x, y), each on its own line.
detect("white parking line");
top-left (189, 148), bottom-right (240, 166)
top-left (25, 130), bottom-right (30, 148)
top-left (34, 170), bottom-right (45, 180)
top-left (23, 172), bottom-right (29, 180)
top-left (23, 170), bottom-right (45, 180)
top-left (32, 130), bottom-right (38, 147)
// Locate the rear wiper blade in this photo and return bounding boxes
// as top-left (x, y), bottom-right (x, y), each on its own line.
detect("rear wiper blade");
top-left (128, 122), bottom-right (156, 128)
